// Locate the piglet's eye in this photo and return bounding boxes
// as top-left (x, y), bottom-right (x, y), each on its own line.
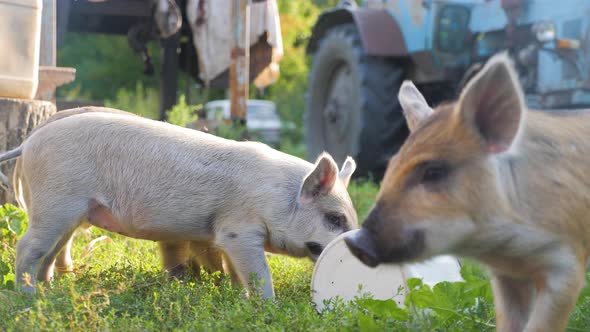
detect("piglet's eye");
top-left (325, 213), bottom-right (346, 229)
top-left (420, 161), bottom-right (451, 184)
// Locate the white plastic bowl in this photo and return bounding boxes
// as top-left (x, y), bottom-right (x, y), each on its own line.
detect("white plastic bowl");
top-left (311, 229), bottom-right (463, 312)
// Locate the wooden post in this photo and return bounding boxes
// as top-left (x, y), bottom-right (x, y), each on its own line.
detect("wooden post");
top-left (38, 0), bottom-right (76, 105)
top-left (229, 0), bottom-right (250, 124)
top-left (159, 33), bottom-right (179, 121)
top-left (39, 0), bottom-right (56, 101)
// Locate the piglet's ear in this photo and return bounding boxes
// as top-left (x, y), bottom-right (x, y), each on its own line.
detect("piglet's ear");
top-left (457, 53), bottom-right (526, 154)
top-left (339, 156), bottom-right (356, 188)
top-left (398, 80), bottom-right (434, 132)
top-left (299, 153), bottom-right (338, 204)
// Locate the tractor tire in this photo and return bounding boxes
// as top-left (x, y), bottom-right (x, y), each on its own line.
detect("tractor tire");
top-left (304, 24), bottom-right (408, 179)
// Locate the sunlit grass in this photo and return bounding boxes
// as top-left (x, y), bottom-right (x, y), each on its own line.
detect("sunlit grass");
top-left (1, 181), bottom-right (589, 331)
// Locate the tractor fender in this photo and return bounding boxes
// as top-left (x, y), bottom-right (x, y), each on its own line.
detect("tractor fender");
top-left (306, 7), bottom-right (407, 57)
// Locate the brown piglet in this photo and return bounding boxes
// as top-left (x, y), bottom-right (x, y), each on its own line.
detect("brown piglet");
top-left (346, 53), bottom-right (590, 332)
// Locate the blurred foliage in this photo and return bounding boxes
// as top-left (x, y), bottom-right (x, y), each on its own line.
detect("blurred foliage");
top-left (57, 34), bottom-right (161, 101)
top-left (0, 204), bottom-right (28, 290)
top-left (104, 81), bottom-right (161, 120)
top-left (165, 95), bottom-right (201, 127)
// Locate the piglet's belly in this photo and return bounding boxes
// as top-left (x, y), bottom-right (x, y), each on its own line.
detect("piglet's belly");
top-left (85, 199), bottom-right (188, 241)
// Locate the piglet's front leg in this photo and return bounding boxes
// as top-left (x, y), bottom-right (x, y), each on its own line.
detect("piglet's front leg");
top-left (491, 274), bottom-right (534, 332)
top-left (524, 262), bottom-right (585, 332)
top-left (215, 225), bottom-right (274, 299)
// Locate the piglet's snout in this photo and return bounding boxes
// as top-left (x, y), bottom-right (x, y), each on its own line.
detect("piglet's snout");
top-left (344, 229), bottom-right (380, 268)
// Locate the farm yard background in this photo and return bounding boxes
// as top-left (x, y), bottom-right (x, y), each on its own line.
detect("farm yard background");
top-left (1, 1), bottom-right (590, 331)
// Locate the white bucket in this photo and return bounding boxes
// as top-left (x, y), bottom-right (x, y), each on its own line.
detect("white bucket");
top-left (311, 229), bottom-right (463, 312)
top-left (0, 0), bottom-right (43, 99)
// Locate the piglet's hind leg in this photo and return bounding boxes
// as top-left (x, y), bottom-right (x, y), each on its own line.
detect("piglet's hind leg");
top-left (16, 199), bottom-right (86, 293)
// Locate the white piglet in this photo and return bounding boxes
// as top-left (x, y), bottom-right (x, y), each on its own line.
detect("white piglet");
top-left (3, 109), bottom-right (358, 298)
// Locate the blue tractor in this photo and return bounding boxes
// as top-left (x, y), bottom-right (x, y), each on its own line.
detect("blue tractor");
top-left (305, 0), bottom-right (590, 178)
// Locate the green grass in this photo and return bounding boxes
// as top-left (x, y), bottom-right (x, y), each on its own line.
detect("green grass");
top-left (1, 181), bottom-right (590, 331)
